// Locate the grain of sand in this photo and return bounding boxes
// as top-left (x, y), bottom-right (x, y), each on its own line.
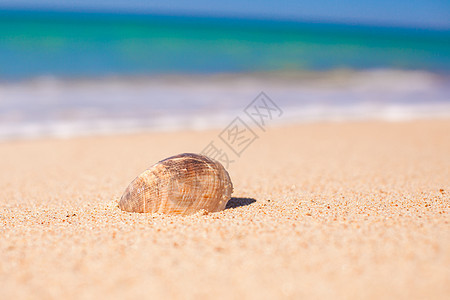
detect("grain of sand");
top-left (0, 121), bottom-right (449, 299)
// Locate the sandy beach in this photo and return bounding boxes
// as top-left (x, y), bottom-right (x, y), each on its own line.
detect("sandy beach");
top-left (0, 120), bottom-right (449, 299)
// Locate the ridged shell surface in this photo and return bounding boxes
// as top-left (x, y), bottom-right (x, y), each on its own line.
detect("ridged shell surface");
top-left (119, 153), bottom-right (233, 215)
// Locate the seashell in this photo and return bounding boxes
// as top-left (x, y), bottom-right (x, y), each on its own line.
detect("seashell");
top-left (119, 153), bottom-right (233, 215)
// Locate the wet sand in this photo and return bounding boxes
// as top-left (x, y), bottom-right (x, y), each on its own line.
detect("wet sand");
top-left (0, 120), bottom-right (449, 299)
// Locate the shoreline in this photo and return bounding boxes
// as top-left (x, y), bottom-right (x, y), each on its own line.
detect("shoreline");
top-left (1, 114), bottom-right (450, 142)
top-left (1, 69), bottom-right (449, 141)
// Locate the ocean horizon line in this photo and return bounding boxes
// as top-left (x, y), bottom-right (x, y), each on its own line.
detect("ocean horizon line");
top-left (1, 7), bottom-right (450, 32)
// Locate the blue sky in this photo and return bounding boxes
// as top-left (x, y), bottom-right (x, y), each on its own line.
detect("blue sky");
top-left (0, 0), bottom-right (449, 29)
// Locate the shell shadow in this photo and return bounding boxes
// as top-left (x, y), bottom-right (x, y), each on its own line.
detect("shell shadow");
top-left (225, 197), bottom-right (257, 209)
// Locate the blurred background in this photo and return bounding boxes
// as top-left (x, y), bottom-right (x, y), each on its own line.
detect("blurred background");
top-left (0, 0), bottom-right (449, 140)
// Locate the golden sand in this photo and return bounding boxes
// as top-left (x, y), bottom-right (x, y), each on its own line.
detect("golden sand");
top-left (0, 120), bottom-right (449, 299)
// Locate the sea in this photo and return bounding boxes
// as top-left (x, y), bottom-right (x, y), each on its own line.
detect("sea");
top-left (0, 9), bottom-right (449, 140)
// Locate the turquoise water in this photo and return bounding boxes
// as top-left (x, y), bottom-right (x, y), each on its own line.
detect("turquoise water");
top-left (1, 9), bottom-right (449, 79)
top-left (0, 10), bottom-right (449, 140)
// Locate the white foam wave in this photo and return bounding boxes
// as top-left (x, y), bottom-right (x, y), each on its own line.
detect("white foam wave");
top-left (0, 69), bottom-right (449, 140)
